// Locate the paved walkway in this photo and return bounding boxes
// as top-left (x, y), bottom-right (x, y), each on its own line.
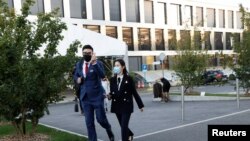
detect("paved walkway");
top-left (40, 86), bottom-right (250, 141)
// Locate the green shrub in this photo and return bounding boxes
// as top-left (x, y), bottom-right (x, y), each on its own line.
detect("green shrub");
top-left (228, 74), bottom-right (236, 80)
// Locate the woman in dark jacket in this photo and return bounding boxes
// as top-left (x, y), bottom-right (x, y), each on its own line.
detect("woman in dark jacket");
top-left (109, 59), bottom-right (144, 141)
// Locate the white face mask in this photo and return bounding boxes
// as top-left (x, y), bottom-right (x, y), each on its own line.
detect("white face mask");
top-left (113, 66), bottom-right (121, 74)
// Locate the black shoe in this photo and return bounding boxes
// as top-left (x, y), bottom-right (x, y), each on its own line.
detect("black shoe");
top-left (107, 129), bottom-right (114, 141)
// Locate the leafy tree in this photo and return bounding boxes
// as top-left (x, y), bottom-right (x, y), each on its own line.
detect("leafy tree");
top-left (173, 29), bottom-right (207, 94)
top-left (0, 0), bottom-right (80, 135)
top-left (233, 4), bottom-right (250, 94)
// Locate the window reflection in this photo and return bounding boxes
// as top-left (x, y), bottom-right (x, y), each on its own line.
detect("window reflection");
top-left (106, 26), bottom-right (117, 38)
top-left (228, 11), bottom-right (234, 28)
top-left (109, 0), bottom-right (121, 21)
top-left (168, 30), bottom-right (177, 50)
top-left (215, 32), bottom-right (223, 50)
top-left (144, 0), bottom-right (154, 23)
top-left (207, 8), bottom-right (215, 27)
top-left (155, 29), bottom-right (164, 50)
top-left (70, 0), bottom-right (86, 19)
top-left (138, 28), bottom-right (151, 50)
top-left (126, 0), bottom-right (140, 22)
top-left (204, 31), bottom-right (212, 50)
top-left (196, 7), bottom-right (203, 26)
top-left (51, 0), bottom-right (64, 17)
top-left (219, 9), bottom-right (225, 28)
top-left (92, 0), bottom-right (104, 20)
top-left (83, 25), bottom-right (100, 33)
top-left (22, 0), bottom-right (44, 15)
top-left (122, 27), bottom-right (134, 51)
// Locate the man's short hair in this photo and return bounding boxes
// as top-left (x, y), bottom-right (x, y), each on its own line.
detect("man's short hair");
top-left (82, 44), bottom-right (93, 51)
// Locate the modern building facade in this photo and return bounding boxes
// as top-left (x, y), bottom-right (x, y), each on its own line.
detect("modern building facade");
top-left (5, 0), bottom-right (249, 71)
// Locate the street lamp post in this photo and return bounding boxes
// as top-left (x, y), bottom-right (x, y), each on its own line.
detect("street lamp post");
top-left (159, 53), bottom-right (166, 78)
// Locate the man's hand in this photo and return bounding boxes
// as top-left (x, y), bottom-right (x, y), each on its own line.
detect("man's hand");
top-left (90, 53), bottom-right (97, 64)
top-left (77, 77), bottom-right (82, 84)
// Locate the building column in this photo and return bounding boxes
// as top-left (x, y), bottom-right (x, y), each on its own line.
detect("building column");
top-left (63, 0), bottom-right (70, 18)
top-left (14, 0), bottom-right (22, 15)
top-left (100, 25), bottom-right (106, 35)
top-left (151, 28), bottom-right (156, 50)
top-left (139, 0), bottom-right (145, 23)
top-left (44, 0), bottom-right (51, 13)
top-left (164, 29), bottom-right (169, 50)
top-left (86, 0), bottom-right (92, 20)
top-left (133, 27), bottom-right (139, 51)
top-left (120, 0), bottom-right (126, 22)
top-left (117, 26), bottom-right (123, 41)
top-left (104, 0), bottom-right (110, 21)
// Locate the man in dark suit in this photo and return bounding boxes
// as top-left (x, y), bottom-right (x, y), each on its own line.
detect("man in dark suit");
top-left (74, 45), bottom-right (114, 141)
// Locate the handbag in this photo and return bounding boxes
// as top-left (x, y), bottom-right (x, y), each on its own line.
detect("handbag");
top-left (74, 97), bottom-right (79, 112)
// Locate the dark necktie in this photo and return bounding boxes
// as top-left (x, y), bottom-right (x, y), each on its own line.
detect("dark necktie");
top-left (117, 77), bottom-right (121, 90)
top-left (117, 77), bottom-right (121, 85)
top-left (85, 63), bottom-right (89, 74)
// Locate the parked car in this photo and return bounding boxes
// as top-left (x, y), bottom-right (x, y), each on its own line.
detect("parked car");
top-left (202, 70), bottom-right (228, 84)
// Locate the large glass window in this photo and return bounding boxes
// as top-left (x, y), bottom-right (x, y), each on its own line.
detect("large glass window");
top-left (204, 31), bottom-right (212, 50)
top-left (155, 2), bottom-right (167, 24)
top-left (196, 7), bottom-right (203, 26)
top-left (207, 8), bottom-right (215, 27)
top-left (109, 0), bottom-right (121, 21)
top-left (214, 32), bottom-right (223, 50)
top-left (194, 31), bottom-right (202, 50)
top-left (144, 0), bottom-right (154, 23)
top-left (122, 27), bottom-right (134, 51)
top-left (168, 30), bottom-right (177, 50)
top-left (180, 30), bottom-right (191, 49)
top-left (126, 0), bottom-right (140, 22)
top-left (228, 11), bottom-right (234, 28)
top-left (83, 25), bottom-right (100, 33)
top-left (22, 0), bottom-right (44, 15)
top-left (92, 0), bottom-right (104, 20)
top-left (138, 28), bottom-right (151, 50)
top-left (3, 0), bottom-right (14, 8)
top-left (184, 5), bottom-right (193, 26)
top-left (106, 26), bottom-right (117, 38)
top-left (226, 32), bottom-right (233, 50)
top-left (169, 4), bottom-right (182, 26)
top-left (70, 0), bottom-right (86, 19)
top-left (219, 9), bottom-right (225, 28)
top-left (236, 11), bottom-right (243, 29)
top-left (51, 0), bottom-right (64, 17)
top-left (155, 29), bottom-right (164, 50)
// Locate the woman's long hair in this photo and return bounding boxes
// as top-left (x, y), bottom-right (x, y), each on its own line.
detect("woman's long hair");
top-left (114, 59), bottom-right (128, 76)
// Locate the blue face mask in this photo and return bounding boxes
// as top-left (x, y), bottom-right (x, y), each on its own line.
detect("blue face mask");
top-left (113, 66), bottom-right (121, 74)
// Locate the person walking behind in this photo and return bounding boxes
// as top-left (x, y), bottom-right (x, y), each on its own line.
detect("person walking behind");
top-left (74, 45), bottom-right (114, 141)
top-left (158, 77), bottom-right (171, 102)
top-left (109, 59), bottom-right (144, 141)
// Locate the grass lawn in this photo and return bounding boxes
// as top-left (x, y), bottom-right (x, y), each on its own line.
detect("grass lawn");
top-left (0, 122), bottom-right (87, 141)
